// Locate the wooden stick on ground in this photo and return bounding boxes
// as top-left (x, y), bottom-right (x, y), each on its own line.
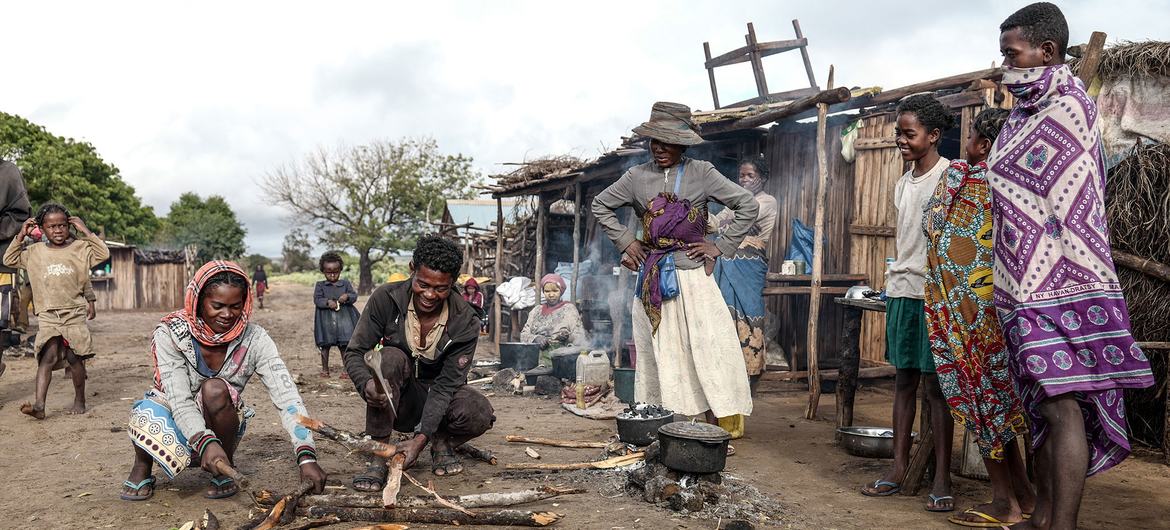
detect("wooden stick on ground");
top-left (402, 471), bottom-right (473, 515)
top-left (301, 506), bottom-right (563, 527)
top-left (296, 414), bottom-right (396, 458)
top-left (255, 486), bottom-right (586, 510)
top-left (504, 452), bottom-right (644, 471)
top-left (383, 453), bottom-right (405, 508)
top-left (505, 435), bottom-right (607, 448)
top-left (456, 443), bottom-right (498, 465)
top-left (279, 481), bottom-right (318, 526)
top-left (284, 516), bottom-right (342, 530)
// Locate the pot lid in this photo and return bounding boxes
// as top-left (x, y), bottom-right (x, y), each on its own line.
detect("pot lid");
top-left (658, 420), bottom-right (731, 442)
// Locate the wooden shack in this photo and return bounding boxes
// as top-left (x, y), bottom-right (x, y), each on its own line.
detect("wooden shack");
top-left (91, 244), bottom-right (188, 311)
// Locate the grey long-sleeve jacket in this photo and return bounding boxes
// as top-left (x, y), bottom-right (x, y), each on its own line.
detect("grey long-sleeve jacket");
top-left (591, 157), bottom-right (759, 269)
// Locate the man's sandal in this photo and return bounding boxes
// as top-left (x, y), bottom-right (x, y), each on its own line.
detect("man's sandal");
top-left (120, 476), bottom-right (156, 501)
top-left (206, 476), bottom-right (238, 499)
top-left (352, 461), bottom-right (389, 491)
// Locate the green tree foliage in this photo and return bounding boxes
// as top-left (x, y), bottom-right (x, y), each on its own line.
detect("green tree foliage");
top-left (243, 253), bottom-right (272, 272)
top-left (161, 193), bottom-right (246, 262)
top-left (263, 138), bottom-right (480, 293)
top-left (0, 112), bottom-right (159, 243)
top-left (281, 228), bottom-right (315, 273)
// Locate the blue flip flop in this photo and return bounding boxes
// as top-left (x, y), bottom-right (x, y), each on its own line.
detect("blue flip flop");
top-left (120, 476), bottom-right (156, 501)
top-left (926, 494), bottom-right (955, 512)
top-left (206, 476), bottom-right (238, 500)
top-left (861, 479), bottom-right (901, 497)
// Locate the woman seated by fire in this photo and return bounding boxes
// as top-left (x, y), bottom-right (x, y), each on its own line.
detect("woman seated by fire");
top-left (520, 274), bottom-right (587, 356)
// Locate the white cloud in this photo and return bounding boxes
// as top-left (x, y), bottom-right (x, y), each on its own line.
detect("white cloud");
top-left (4, 0), bottom-right (1164, 255)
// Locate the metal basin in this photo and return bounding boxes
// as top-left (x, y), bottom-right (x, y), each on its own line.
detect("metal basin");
top-left (837, 426), bottom-right (916, 459)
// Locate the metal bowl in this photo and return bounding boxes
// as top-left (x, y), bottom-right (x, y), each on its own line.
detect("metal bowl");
top-left (837, 426), bottom-right (915, 459)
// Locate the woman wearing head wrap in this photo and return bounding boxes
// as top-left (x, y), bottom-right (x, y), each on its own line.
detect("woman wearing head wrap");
top-left (119, 261), bottom-right (326, 501)
top-left (520, 273), bottom-right (586, 351)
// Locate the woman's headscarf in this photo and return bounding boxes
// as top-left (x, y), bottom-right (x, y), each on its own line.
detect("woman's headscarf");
top-left (161, 260), bottom-right (254, 347)
top-left (463, 277), bottom-right (484, 307)
top-left (539, 273), bottom-right (568, 316)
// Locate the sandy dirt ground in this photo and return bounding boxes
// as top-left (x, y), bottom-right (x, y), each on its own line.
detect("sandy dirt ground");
top-left (1, 280), bottom-right (1168, 529)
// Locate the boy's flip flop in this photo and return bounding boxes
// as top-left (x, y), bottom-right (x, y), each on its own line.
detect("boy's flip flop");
top-left (925, 494), bottom-right (955, 512)
top-left (205, 476), bottom-right (238, 499)
top-left (860, 479), bottom-right (901, 497)
top-left (120, 476), bottom-right (156, 501)
top-left (947, 508), bottom-right (1021, 527)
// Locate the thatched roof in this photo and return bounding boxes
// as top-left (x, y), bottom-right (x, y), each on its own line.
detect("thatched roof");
top-left (1071, 40), bottom-right (1170, 80)
top-left (490, 156), bottom-right (587, 188)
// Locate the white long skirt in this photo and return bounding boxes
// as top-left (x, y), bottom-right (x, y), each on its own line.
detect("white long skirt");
top-left (631, 267), bottom-right (753, 417)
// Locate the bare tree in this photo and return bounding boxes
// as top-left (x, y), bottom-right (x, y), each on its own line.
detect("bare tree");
top-left (262, 138), bottom-right (479, 294)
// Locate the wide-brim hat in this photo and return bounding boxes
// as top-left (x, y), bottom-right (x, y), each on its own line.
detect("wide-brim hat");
top-left (632, 101), bottom-right (705, 146)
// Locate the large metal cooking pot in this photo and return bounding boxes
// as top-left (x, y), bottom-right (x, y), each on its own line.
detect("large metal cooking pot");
top-left (499, 342), bottom-right (540, 372)
top-left (657, 420), bottom-right (731, 474)
top-left (615, 404), bottom-right (673, 446)
top-left (552, 352), bottom-right (578, 380)
top-left (837, 426), bottom-right (916, 458)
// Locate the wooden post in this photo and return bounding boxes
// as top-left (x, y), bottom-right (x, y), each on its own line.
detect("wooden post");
top-left (494, 198), bottom-right (504, 350)
top-left (834, 303), bottom-right (862, 440)
top-left (1076, 31), bottom-right (1108, 85)
top-left (534, 195), bottom-right (545, 288)
top-left (805, 65), bottom-right (834, 421)
top-left (746, 23), bottom-right (768, 98)
top-left (792, 19), bottom-right (817, 88)
top-left (612, 209), bottom-right (635, 368)
top-left (901, 416), bottom-right (935, 496)
top-left (571, 183), bottom-right (582, 302)
top-left (703, 42), bottom-right (721, 109)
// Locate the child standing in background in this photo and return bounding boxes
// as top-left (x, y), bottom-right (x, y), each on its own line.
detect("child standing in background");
top-left (3, 202), bottom-right (109, 419)
top-left (314, 252), bottom-right (359, 378)
top-left (252, 264), bottom-right (268, 309)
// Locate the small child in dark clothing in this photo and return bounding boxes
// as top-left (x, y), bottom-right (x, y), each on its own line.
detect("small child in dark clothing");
top-left (313, 252), bottom-right (359, 378)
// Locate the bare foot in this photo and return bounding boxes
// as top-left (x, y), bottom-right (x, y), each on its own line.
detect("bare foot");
top-left (20, 402), bottom-right (46, 420)
top-left (66, 402), bottom-right (87, 415)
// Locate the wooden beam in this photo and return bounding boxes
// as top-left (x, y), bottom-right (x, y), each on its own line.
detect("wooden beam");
top-left (746, 23), bottom-right (769, 97)
top-left (849, 224), bottom-right (896, 237)
top-left (534, 195), bottom-right (545, 288)
top-left (763, 286), bottom-right (850, 296)
top-left (1113, 249), bottom-right (1170, 283)
top-left (1076, 31), bottom-right (1108, 85)
top-left (570, 183), bottom-right (582, 301)
top-left (805, 64), bottom-right (833, 420)
top-left (792, 19), bottom-right (817, 88)
top-left (722, 87), bottom-right (823, 109)
top-left (700, 87), bottom-right (851, 135)
top-left (494, 198), bottom-right (504, 350)
top-left (871, 67), bottom-right (1002, 105)
top-left (702, 38), bottom-right (809, 69)
top-left (853, 137), bottom-right (897, 150)
top-left (703, 41), bottom-right (721, 109)
top-left (939, 90), bottom-right (989, 109)
top-left (764, 365), bottom-right (895, 382)
top-left (766, 273), bottom-right (869, 283)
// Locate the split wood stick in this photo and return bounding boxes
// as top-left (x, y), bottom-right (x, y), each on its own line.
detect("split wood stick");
top-left (456, 443), bottom-right (498, 465)
top-left (468, 376), bottom-right (492, 385)
top-left (195, 509), bottom-right (220, 530)
top-left (296, 414), bottom-right (396, 458)
top-left (525, 447), bottom-right (541, 459)
top-left (284, 516), bottom-right (341, 530)
top-left (504, 452), bottom-right (644, 471)
top-left (279, 481), bottom-right (318, 526)
top-left (212, 459), bottom-right (249, 489)
top-left (300, 506), bottom-right (564, 527)
top-left (402, 471), bottom-right (474, 515)
top-left (505, 435), bottom-right (607, 448)
top-left (251, 495), bottom-right (289, 530)
top-left (384, 453), bottom-right (405, 508)
top-left (255, 486), bottom-right (586, 510)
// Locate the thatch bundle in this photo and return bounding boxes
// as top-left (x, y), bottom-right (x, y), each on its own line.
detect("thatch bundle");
top-left (1070, 40), bottom-right (1170, 80)
top-left (492, 156), bottom-right (587, 188)
top-left (1108, 141), bottom-right (1170, 448)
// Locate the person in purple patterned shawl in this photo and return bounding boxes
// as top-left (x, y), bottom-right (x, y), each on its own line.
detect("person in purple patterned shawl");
top-left (989, 4), bottom-right (1154, 529)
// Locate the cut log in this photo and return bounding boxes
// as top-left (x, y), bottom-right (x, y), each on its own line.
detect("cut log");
top-left (504, 452), bottom-right (644, 471)
top-left (302, 506), bottom-right (564, 527)
top-left (505, 435), bottom-right (608, 448)
top-left (255, 486), bottom-right (586, 510)
top-left (297, 415), bottom-right (396, 458)
top-left (384, 453), bottom-right (405, 508)
top-left (280, 481), bottom-right (318, 526)
top-left (456, 443), bottom-right (498, 465)
top-left (1113, 249), bottom-right (1170, 284)
top-left (525, 447), bottom-right (541, 459)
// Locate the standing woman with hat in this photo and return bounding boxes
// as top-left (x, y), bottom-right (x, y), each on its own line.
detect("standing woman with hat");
top-left (592, 102), bottom-right (758, 446)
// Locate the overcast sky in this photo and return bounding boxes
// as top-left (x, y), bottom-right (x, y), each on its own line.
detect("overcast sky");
top-left (5, 1), bottom-right (1166, 256)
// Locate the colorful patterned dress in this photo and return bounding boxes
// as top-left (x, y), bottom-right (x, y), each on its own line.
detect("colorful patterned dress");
top-left (987, 64), bottom-right (1154, 475)
top-left (923, 160), bottom-right (1027, 460)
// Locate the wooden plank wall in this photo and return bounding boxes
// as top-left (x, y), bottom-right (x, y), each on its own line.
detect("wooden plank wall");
top-left (849, 113), bottom-right (901, 364)
top-left (92, 248), bottom-right (138, 311)
top-left (135, 262), bottom-right (187, 310)
top-left (766, 116), bottom-right (855, 369)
